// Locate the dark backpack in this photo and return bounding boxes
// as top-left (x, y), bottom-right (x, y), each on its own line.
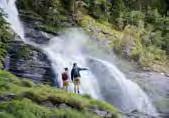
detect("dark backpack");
top-left (62, 72), bottom-right (68, 81)
top-left (73, 68), bottom-right (80, 77)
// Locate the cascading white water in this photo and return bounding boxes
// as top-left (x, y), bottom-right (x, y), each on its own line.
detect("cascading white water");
top-left (43, 29), bottom-right (158, 116)
top-left (87, 57), bottom-right (158, 116)
top-left (43, 29), bottom-right (102, 99)
top-left (0, 0), bottom-right (159, 117)
top-left (0, 0), bottom-right (24, 39)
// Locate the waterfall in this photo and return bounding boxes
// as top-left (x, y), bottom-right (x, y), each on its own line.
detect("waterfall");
top-left (0, 0), bottom-right (24, 39)
top-left (43, 29), bottom-right (158, 116)
top-left (0, 0), bottom-right (159, 117)
top-left (87, 57), bottom-right (158, 116)
top-left (43, 29), bottom-right (102, 99)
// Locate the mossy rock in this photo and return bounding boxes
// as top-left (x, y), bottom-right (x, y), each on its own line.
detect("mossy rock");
top-left (35, 24), bottom-right (61, 35)
top-left (78, 14), bottom-right (121, 42)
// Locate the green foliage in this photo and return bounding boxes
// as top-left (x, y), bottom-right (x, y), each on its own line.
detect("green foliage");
top-left (35, 24), bottom-right (62, 35)
top-left (0, 10), bottom-right (12, 69)
top-left (0, 70), bottom-right (120, 118)
top-left (16, 0), bottom-right (169, 72)
top-left (79, 15), bottom-right (121, 42)
top-left (16, 0), bottom-right (69, 27)
top-left (0, 98), bottom-right (101, 118)
top-left (0, 112), bottom-right (15, 118)
top-left (140, 46), bottom-right (167, 64)
top-left (86, 0), bottom-right (111, 20)
top-left (13, 45), bottom-right (32, 60)
top-left (111, 0), bottom-right (125, 19)
top-left (62, 0), bottom-right (75, 12)
top-left (163, 33), bottom-right (169, 54)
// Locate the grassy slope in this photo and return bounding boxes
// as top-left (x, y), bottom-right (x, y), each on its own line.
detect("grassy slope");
top-left (0, 70), bottom-right (120, 118)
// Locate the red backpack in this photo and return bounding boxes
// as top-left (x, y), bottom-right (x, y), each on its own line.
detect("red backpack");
top-left (62, 72), bottom-right (68, 81)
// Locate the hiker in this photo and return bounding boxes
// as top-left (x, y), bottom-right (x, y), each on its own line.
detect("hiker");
top-left (62, 68), bottom-right (70, 91)
top-left (71, 63), bottom-right (88, 94)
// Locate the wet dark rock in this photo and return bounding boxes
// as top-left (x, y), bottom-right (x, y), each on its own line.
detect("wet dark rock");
top-left (88, 106), bottom-right (113, 118)
top-left (126, 71), bottom-right (169, 117)
top-left (7, 40), bottom-right (55, 84)
top-left (165, 73), bottom-right (169, 77)
top-left (0, 93), bottom-right (16, 102)
top-left (88, 108), bottom-right (113, 118)
top-left (23, 22), bottom-right (54, 44)
top-left (58, 103), bottom-right (70, 109)
top-left (41, 101), bottom-right (55, 108)
top-left (93, 110), bottom-right (112, 117)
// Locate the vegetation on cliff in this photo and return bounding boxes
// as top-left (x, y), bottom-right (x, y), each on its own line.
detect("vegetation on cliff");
top-left (0, 70), bottom-right (120, 118)
top-left (0, 10), bottom-right (12, 69)
top-left (16, 0), bottom-right (169, 72)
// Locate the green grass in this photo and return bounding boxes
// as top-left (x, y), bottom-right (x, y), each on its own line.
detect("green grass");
top-left (0, 98), bottom-right (100, 118)
top-left (0, 70), bottom-right (120, 118)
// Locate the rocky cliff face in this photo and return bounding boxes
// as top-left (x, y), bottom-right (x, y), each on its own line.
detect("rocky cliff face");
top-left (6, 39), bottom-right (55, 84)
top-left (0, 7), bottom-right (57, 84)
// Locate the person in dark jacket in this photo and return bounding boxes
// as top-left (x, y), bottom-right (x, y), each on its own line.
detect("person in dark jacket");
top-left (71, 63), bottom-right (88, 94)
top-left (62, 68), bottom-right (70, 91)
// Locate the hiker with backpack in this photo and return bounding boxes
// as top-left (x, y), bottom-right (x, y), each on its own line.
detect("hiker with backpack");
top-left (61, 68), bottom-right (70, 91)
top-left (71, 63), bottom-right (88, 94)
